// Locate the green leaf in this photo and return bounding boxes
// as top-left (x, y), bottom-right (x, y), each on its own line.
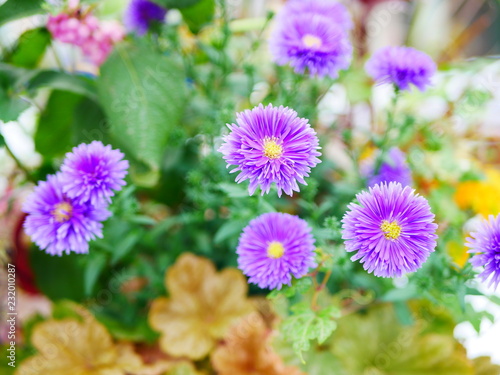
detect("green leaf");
top-left (214, 219), bottom-right (246, 244)
top-left (331, 304), bottom-right (474, 375)
top-left (110, 231), bottom-right (141, 265)
top-left (0, 0), bottom-right (44, 26)
top-left (27, 70), bottom-right (99, 101)
top-left (30, 247), bottom-right (86, 301)
top-left (381, 284), bottom-right (418, 302)
top-left (7, 27), bottom-right (51, 68)
top-left (282, 303), bottom-right (338, 361)
top-left (35, 90), bottom-right (82, 159)
top-left (0, 64), bottom-right (30, 122)
top-left (218, 182), bottom-right (249, 198)
top-left (98, 43), bottom-right (187, 171)
top-left (180, 0), bottom-right (215, 34)
top-left (268, 277), bottom-right (313, 299)
top-left (84, 252), bottom-right (107, 296)
top-left (152, 0), bottom-right (201, 9)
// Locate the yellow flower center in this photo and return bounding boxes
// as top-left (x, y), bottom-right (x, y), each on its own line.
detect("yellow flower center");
top-left (52, 202), bottom-right (73, 223)
top-left (267, 241), bottom-right (285, 259)
top-left (263, 138), bottom-right (283, 159)
top-left (302, 34), bottom-right (323, 49)
top-left (380, 220), bottom-right (402, 240)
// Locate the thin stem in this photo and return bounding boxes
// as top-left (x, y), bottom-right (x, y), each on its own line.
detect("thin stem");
top-left (373, 89), bottom-right (399, 173)
top-left (311, 269), bottom-right (333, 311)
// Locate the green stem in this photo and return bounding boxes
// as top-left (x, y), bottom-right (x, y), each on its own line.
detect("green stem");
top-left (374, 88), bottom-right (400, 173)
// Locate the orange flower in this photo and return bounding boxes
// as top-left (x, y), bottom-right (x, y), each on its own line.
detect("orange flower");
top-left (148, 253), bottom-right (254, 360)
top-left (211, 313), bottom-right (305, 375)
top-left (455, 168), bottom-right (500, 217)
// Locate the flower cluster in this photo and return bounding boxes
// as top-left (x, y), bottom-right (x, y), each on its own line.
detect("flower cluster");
top-left (23, 141), bottom-right (129, 256)
top-left (365, 46), bottom-right (436, 91)
top-left (47, 5), bottom-right (124, 65)
top-left (269, 0), bottom-right (353, 78)
top-left (219, 104), bottom-right (321, 197)
top-left (124, 0), bottom-right (168, 36)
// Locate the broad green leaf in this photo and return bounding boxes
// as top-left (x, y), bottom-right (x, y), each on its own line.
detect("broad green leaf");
top-left (27, 70), bottom-right (99, 102)
top-left (35, 90), bottom-right (82, 159)
top-left (8, 27), bottom-right (51, 68)
top-left (0, 0), bottom-right (44, 26)
top-left (30, 247), bottom-right (86, 301)
top-left (180, 0), bottom-right (215, 34)
top-left (331, 304), bottom-right (474, 375)
top-left (98, 44), bottom-right (187, 171)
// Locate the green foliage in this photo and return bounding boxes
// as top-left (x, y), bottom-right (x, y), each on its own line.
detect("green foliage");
top-left (35, 90), bottom-right (82, 159)
top-left (180, 0), bottom-right (215, 34)
top-left (282, 302), bottom-right (339, 361)
top-left (0, 0), bottom-right (44, 26)
top-left (6, 27), bottom-right (51, 69)
top-left (98, 43), bottom-right (187, 172)
top-left (0, 64), bottom-right (30, 122)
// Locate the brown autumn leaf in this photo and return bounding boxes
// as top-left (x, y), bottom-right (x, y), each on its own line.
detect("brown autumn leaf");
top-left (148, 253), bottom-right (255, 360)
top-left (15, 309), bottom-right (143, 375)
top-left (211, 313), bottom-right (305, 375)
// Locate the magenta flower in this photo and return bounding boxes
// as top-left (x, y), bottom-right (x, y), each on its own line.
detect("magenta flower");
top-left (219, 104), bottom-right (321, 197)
top-left (237, 212), bottom-right (317, 290)
top-left (341, 182), bottom-right (438, 277)
top-left (466, 214), bottom-right (500, 289)
top-left (59, 141), bottom-right (129, 206)
top-left (23, 174), bottom-right (111, 256)
top-left (365, 46), bottom-right (436, 91)
top-left (269, 0), bottom-right (353, 78)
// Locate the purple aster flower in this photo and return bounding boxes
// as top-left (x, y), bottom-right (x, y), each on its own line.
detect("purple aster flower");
top-left (218, 104), bottom-right (321, 197)
top-left (282, 0), bottom-right (354, 31)
top-left (363, 147), bottom-right (413, 188)
top-left (341, 182), bottom-right (438, 277)
top-left (59, 141), bottom-right (129, 206)
top-left (269, 1), bottom-right (353, 78)
top-left (466, 214), bottom-right (500, 289)
top-left (23, 174), bottom-right (111, 256)
top-left (124, 0), bottom-right (167, 36)
top-left (237, 212), bottom-right (317, 290)
top-left (365, 46), bottom-right (437, 91)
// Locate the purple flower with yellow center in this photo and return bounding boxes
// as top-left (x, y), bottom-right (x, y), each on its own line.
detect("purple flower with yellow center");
top-left (219, 104), bottom-right (321, 197)
top-left (365, 46), bottom-right (436, 91)
top-left (341, 182), bottom-right (438, 277)
top-left (124, 0), bottom-right (167, 36)
top-left (59, 141), bottom-right (129, 206)
top-left (269, 0), bottom-right (353, 78)
top-left (466, 214), bottom-right (500, 289)
top-left (23, 174), bottom-right (111, 256)
top-left (364, 147), bottom-right (413, 188)
top-left (237, 212), bottom-right (317, 290)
